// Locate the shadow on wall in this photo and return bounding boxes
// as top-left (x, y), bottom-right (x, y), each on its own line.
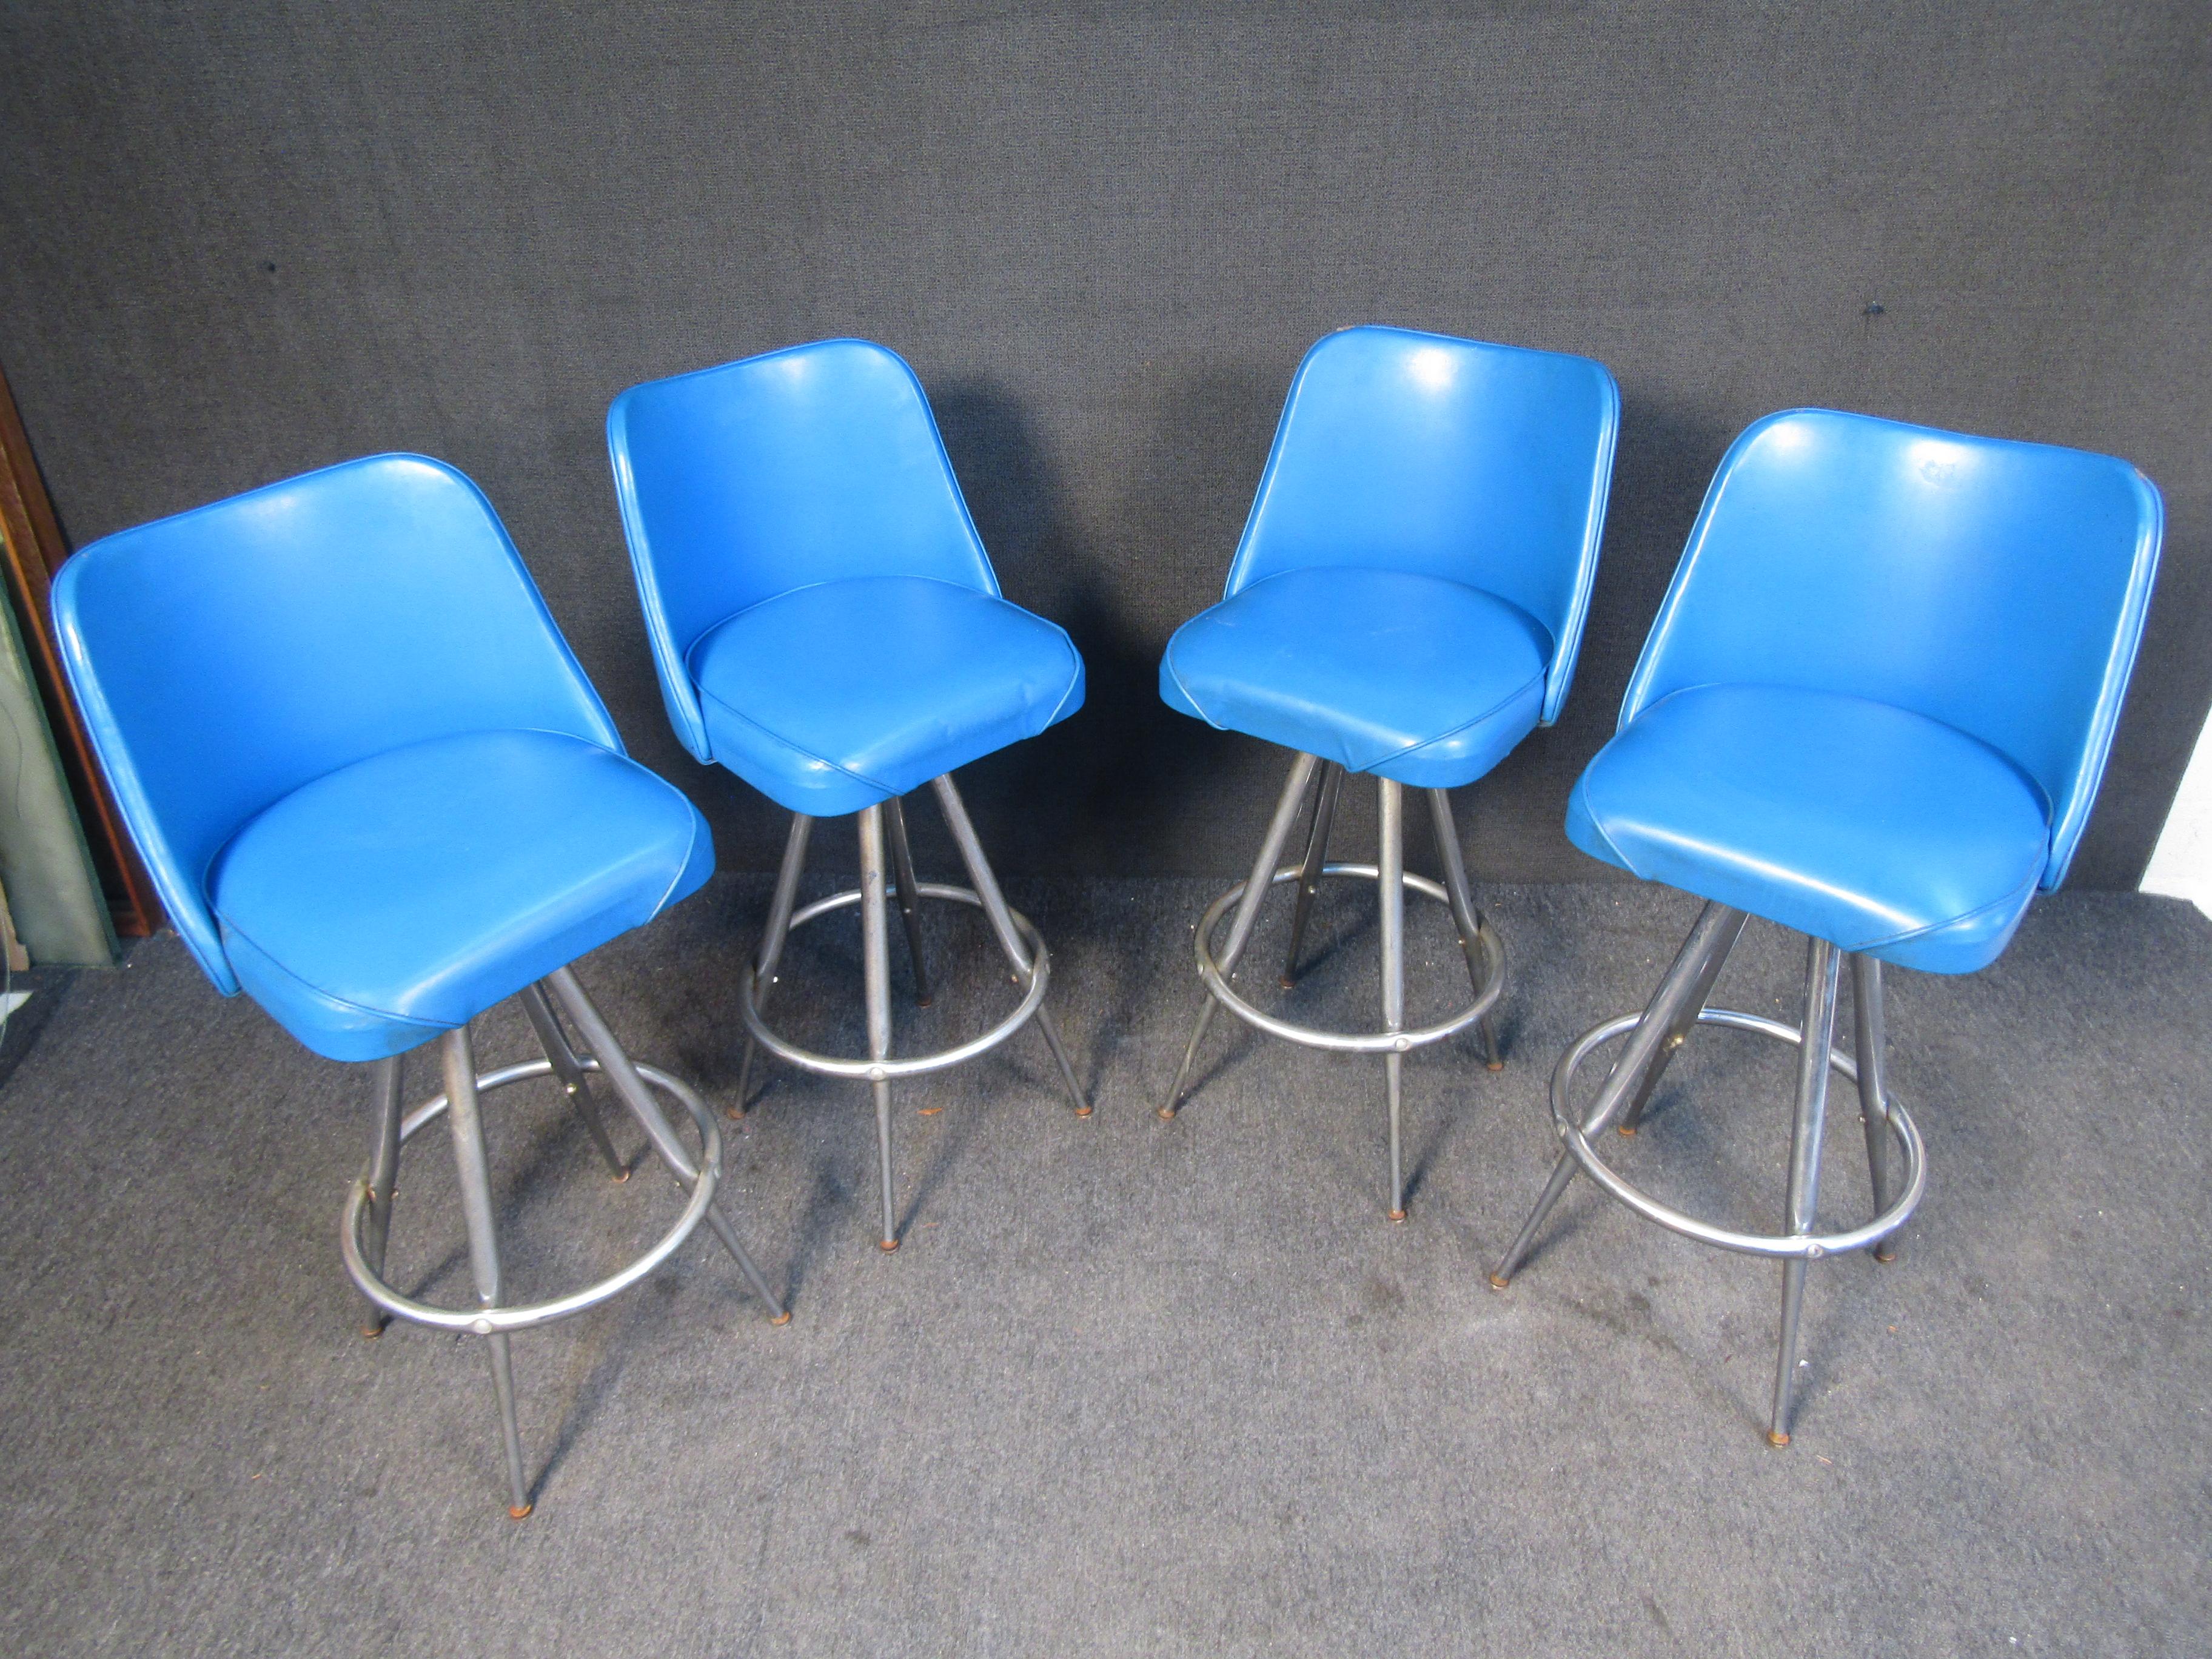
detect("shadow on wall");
top-left (922, 366), bottom-right (1286, 879)
top-left (917, 364), bottom-right (1751, 883)
top-left (1427, 385), bottom-right (1741, 884)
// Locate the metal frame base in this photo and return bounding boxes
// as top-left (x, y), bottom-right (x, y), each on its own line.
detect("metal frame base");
top-left (740, 883), bottom-right (1053, 1082)
top-left (341, 1057), bottom-right (723, 1336)
top-left (341, 968), bottom-right (788, 1517)
top-left (1488, 901), bottom-right (1928, 1446)
top-left (730, 771), bottom-right (1090, 1253)
top-left (1160, 751), bottom-right (1508, 1221)
top-left (1193, 862), bottom-right (1503, 1056)
top-left (1543, 1008), bottom-right (1926, 1263)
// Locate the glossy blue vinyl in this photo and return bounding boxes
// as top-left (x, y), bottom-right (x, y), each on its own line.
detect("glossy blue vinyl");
top-left (52, 454), bottom-right (713, 1062)
top-left (608, 339), bottom-right (1084, 816)
top-left (1568, 408), bottom-right (2162, 974)
top-left (1160, 326), bottom-right (1620, 785)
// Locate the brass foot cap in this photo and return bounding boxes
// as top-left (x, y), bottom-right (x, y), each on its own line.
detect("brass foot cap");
top-left (1387, 1208), bottom-right (1407, 1224)
top-left (509, 1504), bottom-right (534, 1521)
top-left (1766, 1431), bottom-right (1791, 1449)
top-left (359, 1324), bottom-right (386, 1340)
top-left (769, 1309), bottom-right (793, 1326)
top-left (880, 1238), bottom-right (900, 1253)
top-left (612, 1168), bottom-right (632, 1183)
top-left (915, 996), bottom-right (934, 1010)
top-left (1074, 1105), bottom-right (1094, 1118)
top-left (1486, 1061), bottom-right (1505, 1073)
top-left (723, 1105), bottom-right (748, 1122)
top-left (1278, 975), bottom-right (1297, 991)
top-left (1874, 1248), bottom-right (1898, 1264)
top-left (1487, 1273), bottom-right (1512, 1292)
top-left (1156, 1105), bottom-right (1178, 1122)
top-left (1617, 1124), bottom-right (1638, 1137)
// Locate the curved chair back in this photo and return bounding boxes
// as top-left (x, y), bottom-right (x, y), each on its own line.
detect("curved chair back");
top-left (1224, 325), bottom-right (1620, 725)
top-left (608, 338), bottom-right (999, 762)
top-left (52, 454), bottom-right (622, 994)
top-left (1621, 409), bottom-right (2162, 890)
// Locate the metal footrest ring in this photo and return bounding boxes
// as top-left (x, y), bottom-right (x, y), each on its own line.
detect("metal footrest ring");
top-left (340, 1057), bottom-right (720, 1336)
top-left (1552, 1007), bottom-right (1928, 1259)
top-left (1196, 862), bottom-right (1504, 1054)
top-left (739, 880), bottom-right (1051, 1081)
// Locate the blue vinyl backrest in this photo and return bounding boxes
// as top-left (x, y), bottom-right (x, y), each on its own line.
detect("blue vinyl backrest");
top-left (1224, 326), bottom-right (1621, 726)
top-left (607, 338), bottom-right (1001, 762)
top-left (52, 453), bottom-right (623, 995)
top-left (1621, 409), bottom-right (2162, 890)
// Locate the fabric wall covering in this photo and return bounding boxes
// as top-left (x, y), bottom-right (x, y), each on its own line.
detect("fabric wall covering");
top-left (0, 2), bottom-right (2204, 882)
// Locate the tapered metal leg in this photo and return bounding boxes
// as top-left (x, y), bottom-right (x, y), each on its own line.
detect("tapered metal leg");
top-left (858, 806), bottom-right (900, 1250)
top-left (1489, 902), bottom-right (1749, 1289)
top-left (1281, 762), bottom-right (1343, 989)
top-left (1378, 779), bottom-right (1409, 1221)
top-left (441, 1026), bottom-right (534, 1518)
top-left (1616, 911), bottom-right (1742, 1138)
top-left (929, 773), bottom-right (1091, 1116)
top-left (1769, 938), bottom-right (1842, 1447)
top-left (883, 796), bottom-right (933, 1009)
top-left (1851, 954), bottom-right (1899, 1264)
top-left (1426, 788), bottom-right (1503, 1071)
top-left (357, 1053), bottom-right (404, 1338)
top-left (733, 814), bottom-right (814, 1118)
top-left (1161, 751), bottom-right (1323, 1119)
top-left (546, 968), bottom-right (789, 1320)
top-left (520, 982), bottom-right (627, 1181)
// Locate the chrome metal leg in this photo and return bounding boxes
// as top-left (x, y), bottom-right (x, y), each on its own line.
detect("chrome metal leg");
top-left (1378, 778), bottom-right (1408, 1221)
top-left (1281, 761), bottom-right (1343, 989)
top-left (1489, 902), bottom-right (1748, 1288)
top-left (357, 1053), bottom-right (404, 1338)
top-left (930, 773), bottom-right (1091, 1117)
top-left (441, 1025), bottom-right (534, 1520)
top-left (1769, 938), bottom-right (1842, 1447)
top-left (1426, 788), bottom-right (1503, 1071)
top-left (1852, 954), bottom-right (1899, 1264)
top-left (857, 806), bottom-right (900, 1250)
top-left (1161, 751), bottom-right (1322, 1119)
top-left (1616, 911), bottom-right (1741, 1138)
top-left (732, 814), bottom-right (814, 1118)
top-left (520, 982), bottom-right (627, 1181)
top-left (546, 968), bottom-right (789, 1320)
top-left (883, 796), bottom-right (933, 1009)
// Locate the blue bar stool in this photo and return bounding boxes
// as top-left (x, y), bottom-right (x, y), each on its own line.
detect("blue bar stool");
top-left (608, 339), bottom-right (1090, 1253)
top-left (53, 455), bottom-right (788, 1517)
top-left (1158, 326), bottom-right (1621, 1219)
top-left (1489, 409), bottom-right (2162, 1445)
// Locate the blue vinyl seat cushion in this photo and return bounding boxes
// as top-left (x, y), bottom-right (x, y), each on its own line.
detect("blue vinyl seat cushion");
top-left (688, 574), bottom-right (1085, 816)
top-left (1160, 566), bottom-right (1553, 788)
top-left (1566, 684), bottom-right (2053, 974)
top-left (209, 729), bottom-right (712, 1062)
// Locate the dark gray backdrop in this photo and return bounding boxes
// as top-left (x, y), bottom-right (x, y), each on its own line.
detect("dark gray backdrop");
top-left (2, 1), bottom-right (2206, 882)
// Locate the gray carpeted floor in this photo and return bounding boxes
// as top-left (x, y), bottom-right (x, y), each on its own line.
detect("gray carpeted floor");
top-left (2, 873), bottom-right (2209, 1657)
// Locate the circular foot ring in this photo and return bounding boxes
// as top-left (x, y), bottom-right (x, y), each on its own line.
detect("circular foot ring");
top-left (1549, 1007), bottom-right (1928, 1261)
top-left (1196, 863), bottom-right (1504, 1055)
top-left (741, 883), bottom-right (1053, 1082)
top-left (341, 1058), bottom-right (723, 1336)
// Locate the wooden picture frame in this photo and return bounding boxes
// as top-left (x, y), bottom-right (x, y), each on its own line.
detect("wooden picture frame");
top-left (0, 360), bottom-right (160, 938)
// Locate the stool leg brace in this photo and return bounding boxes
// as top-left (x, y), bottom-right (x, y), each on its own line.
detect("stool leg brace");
top-left (1161, 750), bottom-right (1507, 1221)
top-left (729, 771), bottom-right (1090, 1252)
top-left (344, 970), bottom-right (789, 1517)
top-left (1489, 901), bottom-right (1926, 1445)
